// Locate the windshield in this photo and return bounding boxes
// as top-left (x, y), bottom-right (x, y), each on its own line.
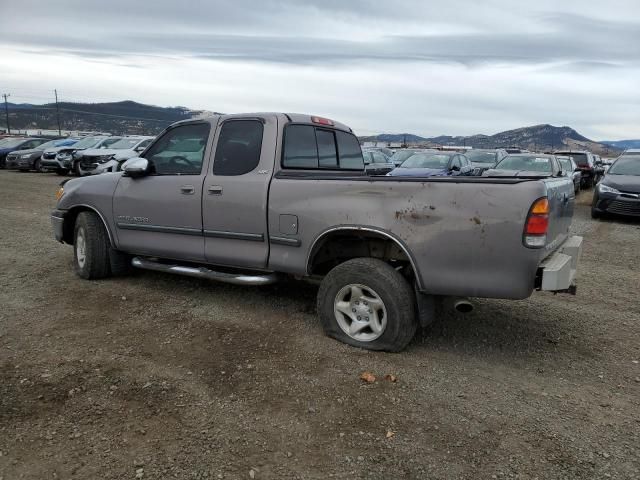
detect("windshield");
top-left (608, 156), bottom-right (640, 175)
top-left (558, 158), bottom-right (572, 172)
top-left (72, 137), bottom-right (102, 149)
top-left (563, 153), bottom-right (588, 166)
top-left (495, 155), bottom-right (553, 173)
top-left (0, 138), bottom-right (27, 149)
top-left (399, 153), bottom-right (452, 169)
top-left (110, 138), bottom-right (144, 149)
top-left (393, 150), bottom-right (421, 163)
top-left (466, 151), bottom-right (497, 164)
top-left (100, 137), bottom-right (121, 148)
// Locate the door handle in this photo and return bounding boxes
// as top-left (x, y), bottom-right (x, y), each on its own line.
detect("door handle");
top-left (180, 185), bottom-right (195, 195)
top-left (208, 186), bottom-right (223, 195)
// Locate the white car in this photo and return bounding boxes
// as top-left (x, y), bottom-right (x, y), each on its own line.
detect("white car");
top-left (77, 136), bottom-right (154, 176)
top-left (59, 136), bottom-right (123, 175)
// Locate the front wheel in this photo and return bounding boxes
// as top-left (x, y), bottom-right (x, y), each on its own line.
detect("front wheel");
top-left (73, 212), bottom-right (112, 279)
top-left (317, 258), bottom-right (417, 352)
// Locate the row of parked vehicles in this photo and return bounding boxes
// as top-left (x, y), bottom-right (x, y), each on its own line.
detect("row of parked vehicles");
top-left (0, 134), bottom-right (154, 176)
top-left (361, 146), bottom-right (609, 194)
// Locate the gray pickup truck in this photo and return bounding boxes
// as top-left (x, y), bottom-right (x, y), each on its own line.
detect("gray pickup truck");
top-left (51, 113), bottom-right (582, 351)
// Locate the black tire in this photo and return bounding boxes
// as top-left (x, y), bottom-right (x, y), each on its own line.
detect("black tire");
top-left (591, 208), bottom-right (601, 219)
top-left (317, 258), bottom-right (417, 352)
top-left (34, 158), bottom-right (41, 172)
top-left (56, 168), bottom-right (69, 176)
top-left (73, 212), bottom-right (111, 279)
top-left (73, 161), bottom-right (82, 176)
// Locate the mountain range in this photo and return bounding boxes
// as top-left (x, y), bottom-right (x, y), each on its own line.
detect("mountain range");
top-left (1, 100), bottom-right (216, 135)
top-left (361, 124), bottom-right (621, 156)
top-left (1, 100), bottom-right (626, 156)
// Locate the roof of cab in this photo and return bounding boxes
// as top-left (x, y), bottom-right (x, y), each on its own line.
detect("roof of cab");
top-left (171, 113), bottom-right (354, 133)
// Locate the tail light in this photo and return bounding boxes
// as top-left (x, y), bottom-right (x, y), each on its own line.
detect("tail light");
top-left (524, 197), bottom-right (549, 248)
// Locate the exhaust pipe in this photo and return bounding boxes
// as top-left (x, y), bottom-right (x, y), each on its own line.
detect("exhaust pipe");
top-left (131, 257), bottom-right (279, 286)
top-left (453, 298), bottom-right (474, 314)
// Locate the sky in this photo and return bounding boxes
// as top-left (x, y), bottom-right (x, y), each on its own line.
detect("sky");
top-left (0, 0), bottom-right (638, 140)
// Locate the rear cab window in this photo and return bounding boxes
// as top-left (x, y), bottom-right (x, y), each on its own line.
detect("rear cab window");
top-left (282, 124), bottom-right (364, 170)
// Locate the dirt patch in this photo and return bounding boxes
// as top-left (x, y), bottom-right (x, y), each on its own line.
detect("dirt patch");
top-left (1, 171), bottom-right (639, 479)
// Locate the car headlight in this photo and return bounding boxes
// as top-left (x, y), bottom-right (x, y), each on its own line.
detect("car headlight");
top-left (598, 183), bottom-right (620, 195)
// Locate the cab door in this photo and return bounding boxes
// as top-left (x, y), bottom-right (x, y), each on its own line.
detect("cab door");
top-left (202, 116), bottom-right (277, 269)
top-left (113, 122), bottom-right (212, 262)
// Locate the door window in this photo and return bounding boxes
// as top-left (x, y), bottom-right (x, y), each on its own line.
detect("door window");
top-left (145, 123), bottom-right (210, 175)
top-left (213, 120), bottom-right (264, 176)
top-left (336, 131), bottom-right (364, 169)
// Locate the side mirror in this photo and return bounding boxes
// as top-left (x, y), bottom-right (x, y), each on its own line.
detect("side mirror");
top-left (450, 165), bottom-right (461, 172)
top-left (574, 167), bottom-right (581, 172)
top-left (122, 157), bottom-right (149, 178)
top-left (135, 145), bottom-right (146, 153)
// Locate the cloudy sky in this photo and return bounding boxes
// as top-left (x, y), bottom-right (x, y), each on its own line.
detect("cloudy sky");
top-left (0, 0), bottom-right (638, 139)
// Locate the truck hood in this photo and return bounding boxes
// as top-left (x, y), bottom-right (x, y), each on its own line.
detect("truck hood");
top-left (387, 167), bottom-right (451, 177)
top-left (57, 172), bottom-right (121, 210)
top-left (601, 174), bottom-right (640, 193)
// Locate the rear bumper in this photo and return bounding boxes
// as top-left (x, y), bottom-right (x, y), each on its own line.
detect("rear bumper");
top-left (538, 236), bottom-right (583, 293)
top-left (51, 209), bottom-right (66, 243)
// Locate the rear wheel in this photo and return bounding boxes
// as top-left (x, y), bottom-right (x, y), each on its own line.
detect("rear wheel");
top-left (317, 258), bottom-right (417, 352)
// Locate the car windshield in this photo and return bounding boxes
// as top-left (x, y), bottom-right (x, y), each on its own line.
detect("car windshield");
top-left (100, 137), bottom-right (121, 148)
top-left (558, 158), bottom-right (572, 171)
top-left (72, 137), bottom-right (102, 149)
top-left (399, 153), bottom-right (452, 169)
top-left (393, 150), bottom-right (421, 163)
top-left (466, 151), bottom-right (497, 164)
top-left (495, 155), bottom-right (553, 173)
top-left (563, 153), bottom-right (588, 166)
top-left (110, 138), bottom-right (144, 149)
top-left (608, 156), bottom-right (640, 175)
top-left (0, 138), bottom-right (27, 149)
top-left (34, 140), bottom-right (61, 150)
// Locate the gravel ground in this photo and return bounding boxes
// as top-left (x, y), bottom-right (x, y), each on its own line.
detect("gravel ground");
top-left (0, 170), bottom-right (639, 480)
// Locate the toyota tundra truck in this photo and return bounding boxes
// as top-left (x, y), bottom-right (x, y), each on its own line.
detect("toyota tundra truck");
top-left (51, 113), bottom-right (582, 351)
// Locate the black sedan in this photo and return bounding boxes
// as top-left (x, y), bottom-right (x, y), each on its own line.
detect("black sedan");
top-left (0, 137), bottom-right (49, 168)
top-left (591, 155), bottom-right (640, 219)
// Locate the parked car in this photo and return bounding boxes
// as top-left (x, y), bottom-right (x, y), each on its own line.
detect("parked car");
top-left (390, 148), bottom-right (431, 167)
top-left (0, 137), bottom-right (49, 168)
top-left (591, 154), bottom-right (640, 219)
top-left (5, 138), bottom-right (78, 171)
top-left (56, 136), bottom-right (122, 175)
top-left (77, 136), bottom-right (154, 176)
top-left (465, 149), bottom-right (508, 169)
top-left (51, 113), bottom-right (583, 352)
top-left (363, 146), bottom-right (395, 157)
top-left (556, 156), bottom-right (581, 194)
top-left (361, 148), bottom-right (396, 174)
top-left (485, 154), bottom-right (565, 178)
top-left (554, 150), bottom-right (600, 188)
top-left (387, 151), bottom-right (473, 177)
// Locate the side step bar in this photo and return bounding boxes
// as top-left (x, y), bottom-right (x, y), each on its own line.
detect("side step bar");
top-left (131, 257), bottom-right (279, 286)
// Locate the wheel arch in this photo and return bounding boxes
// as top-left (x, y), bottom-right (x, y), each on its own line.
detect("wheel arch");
top-left (62, 205), bottom-right (115, 247)
top-left (306, 225), bottom-right (424, 290)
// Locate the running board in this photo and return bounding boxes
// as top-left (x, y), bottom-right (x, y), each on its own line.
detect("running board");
top-left (131, 257), bottom-right (279, 286)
